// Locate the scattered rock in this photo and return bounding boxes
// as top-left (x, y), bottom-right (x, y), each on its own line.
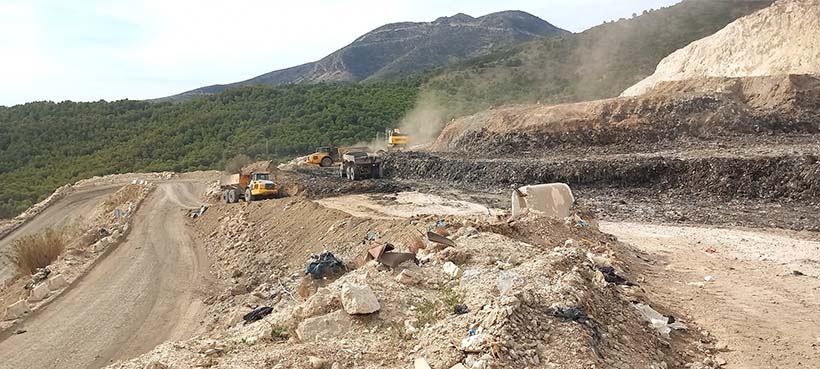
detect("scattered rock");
top-left (297, 310), bottom-right (354, 342)
top-left (5, 299), bottom-right (30, 320)
top-left (309, 356), bottom-right (329, 369)
top-left (340, 284), bottom-right (380, 315)
top-left (461, 334), bottom-right (488, 353)
top-left (47, 274), bottom-right (68, 291)
top-left (396, 269), bottom-right (420, 285)
top-left (302, 287), bottom-right (341, 318)
top-left (28, 283), bottom-right (50, 302)
top-left (414, 358), bottom-right (433, 369)
top-left (443, 261), bottom-right (462, 279)
top-left (143, 361), bottom-right (168, 369)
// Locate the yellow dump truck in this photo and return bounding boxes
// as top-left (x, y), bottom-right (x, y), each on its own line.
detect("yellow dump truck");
top-left (308, 146), bottom-right (369, 167)
top-left (220, 171), bottom-right (283, 203)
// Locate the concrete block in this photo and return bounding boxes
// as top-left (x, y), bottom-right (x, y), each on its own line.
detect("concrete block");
top-left (48, 274), bottom-right (68, 291)
top-left (511, 183), bottom-right (574, 218)
top-left (5, 299), bottom-right (30, 320)
top-left (29, 283), bottom-right (50, 302)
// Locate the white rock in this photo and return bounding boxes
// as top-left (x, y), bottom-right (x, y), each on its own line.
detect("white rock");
top-left (414, 358), bottom-right (432, 369)
top-left (461, 334), bottom-right (488, 353)
top-left (443, 261), bottom-right (462, 279)
top-left (48, 274), bottom-right (68, 291)
top-left (340, 284), bottom-right (380, 315)
top-left (4, 299), bottom-right (30, 320)
top-left (297, 310), bottom-right (354, 342)
top-left (29, 283), bottom-right (50, 302)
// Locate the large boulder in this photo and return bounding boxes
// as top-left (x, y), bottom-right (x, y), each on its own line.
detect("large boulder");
top-left (28, 283), bottom-right (50, 302)
top-left (301, 287), bottom-right (341, 319)
top-left (340, 284), bottom-right (380, 315)
top-left (4, 299), bottom-right (30, 320)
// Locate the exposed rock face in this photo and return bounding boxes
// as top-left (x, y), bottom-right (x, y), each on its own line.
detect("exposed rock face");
top-left (169, 11), bottom-right (566, 100)
top-left (623, 0), bottom-right (820, 96)
top-left (296, 310), bottom-right (354, 342)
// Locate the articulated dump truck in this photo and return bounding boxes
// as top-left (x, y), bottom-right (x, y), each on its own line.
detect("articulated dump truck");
top-left (220, 171), bottom-right (284, 203)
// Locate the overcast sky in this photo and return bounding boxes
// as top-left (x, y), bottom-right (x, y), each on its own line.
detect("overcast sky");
top-left (0, 0), bottom-right (680, 106)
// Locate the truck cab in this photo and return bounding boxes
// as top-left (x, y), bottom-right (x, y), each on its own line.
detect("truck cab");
top-left (245, 171), bottom-right (279, 201)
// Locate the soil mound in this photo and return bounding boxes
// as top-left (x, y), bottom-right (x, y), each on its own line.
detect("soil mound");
top-left (430, 75), bottom-right (820, 154)
top-left (623, 0), bottom-right (820, 96)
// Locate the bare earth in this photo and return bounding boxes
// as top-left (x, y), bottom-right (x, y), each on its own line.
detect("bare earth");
top-left (0, 181), bottom-right (213, 369)
top-left (0, 185), bottom-right (121, 283)
top-left (601, 222), bottom-right (820, 369)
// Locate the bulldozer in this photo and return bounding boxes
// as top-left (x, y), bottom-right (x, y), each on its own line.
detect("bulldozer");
top-left (386, 128), bottom-right (408, 150)
top-left (220, 171), bottom-right (284, 203)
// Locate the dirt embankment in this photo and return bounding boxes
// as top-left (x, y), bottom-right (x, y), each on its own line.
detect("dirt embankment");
top-left (431, 75), bottom-right (820, 155)
top-left (623, 0), bottom-right (820, 96)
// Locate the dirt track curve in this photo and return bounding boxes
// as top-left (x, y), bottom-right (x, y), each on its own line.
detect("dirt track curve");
top-left (0, 181), bottom-right (213, 369)
top-left (0, 185), bottom-right (121, 283)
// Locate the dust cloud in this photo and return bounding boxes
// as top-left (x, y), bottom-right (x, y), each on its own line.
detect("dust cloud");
top-left (397, 94), bottom-right (450, 148)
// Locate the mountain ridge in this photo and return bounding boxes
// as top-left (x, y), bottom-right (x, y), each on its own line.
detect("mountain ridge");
top-left (165, 10), bottom-right (566, 101)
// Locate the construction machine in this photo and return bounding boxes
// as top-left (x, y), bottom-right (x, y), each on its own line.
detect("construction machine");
top-left (386, 128), bottom-right (409, 150)
top-left (220, 171), bottom-right (283, 203)
top-left (339, 151), bottom-right (383, 180)
top-left (308, 146), bottom-right (368, 167)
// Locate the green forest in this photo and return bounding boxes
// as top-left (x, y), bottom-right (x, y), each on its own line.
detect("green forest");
top-left (0, 81), bottom-right (419, 218)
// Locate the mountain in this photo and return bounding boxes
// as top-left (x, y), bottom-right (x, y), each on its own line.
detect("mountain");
top-left (623, 0), bottom-right (820, 96)
top-left (167, 11), bottom-right (567, 101)
top-left (420, 0), bottom-right (775, 118)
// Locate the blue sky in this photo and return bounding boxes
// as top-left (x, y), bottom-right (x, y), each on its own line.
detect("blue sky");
top-left (0, 0), bottom-right (680, 106)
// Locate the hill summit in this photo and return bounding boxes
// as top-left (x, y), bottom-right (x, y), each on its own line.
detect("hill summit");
top-left (171, 10), bottom-right (566, 100)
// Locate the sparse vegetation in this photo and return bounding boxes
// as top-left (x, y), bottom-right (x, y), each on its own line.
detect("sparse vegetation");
top-left (422, 0), bottom-right (774, 117)
top-left (11, 227), bottom-right (74, 275)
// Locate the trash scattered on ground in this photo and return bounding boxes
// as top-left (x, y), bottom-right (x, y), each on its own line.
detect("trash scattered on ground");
top-left (25, 266), bottom-right (51, 289)
top-left (304, 251), bottom-right (346, 279)
top-left (242, 306), bottom-right (273, 323)
top-left (367, 243), bottom-right (417, 268)
top-left (189, 204), bottom-right (208, 218)
top-left (551, 306), bottom-right (603, 358)
top-left (633, 303), bottom-right (687, 338)
top-left (704, 246), bottom-right (717, 253)
top-left (597, 265), bottom-right (633, 285)
top-left (427, 231), bottom-right (456, 247)
top-left (453, 304), bottom-right (469, 315)
top-left (704, 275), bottom-right (714, 282)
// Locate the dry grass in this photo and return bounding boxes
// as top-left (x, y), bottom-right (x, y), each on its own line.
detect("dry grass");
top-left (11, 227), bottom-right (73, 276)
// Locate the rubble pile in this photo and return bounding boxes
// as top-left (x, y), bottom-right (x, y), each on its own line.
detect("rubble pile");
top-left (108, 197), bottom-right (715, 369)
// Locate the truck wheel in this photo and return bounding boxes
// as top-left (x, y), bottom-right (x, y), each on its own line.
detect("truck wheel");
top-left (351, 167), bottom-right (358, 181)
top-left (339, 164), bottom-right (346, 178)
top-left (320, 157), bottom-right (332, 167)
top-left (245, 188), bottom-right (254, 202)
top-left (378, 164), bottom-right (384, 178)
top-left (227, 189), bottom-right (237, 203)
top-left (223, 190), bottom-right (230, 203)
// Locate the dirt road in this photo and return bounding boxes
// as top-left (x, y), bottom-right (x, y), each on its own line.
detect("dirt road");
top-left (601, 222), bottom-right (820, 369)
top-left (0, 181), bottom-right (213, 369)
top-left (0, 185), bottom-right (121, 283)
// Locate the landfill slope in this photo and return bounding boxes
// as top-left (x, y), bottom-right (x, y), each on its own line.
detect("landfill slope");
top-left (623, 0), bottom-right (820, 96)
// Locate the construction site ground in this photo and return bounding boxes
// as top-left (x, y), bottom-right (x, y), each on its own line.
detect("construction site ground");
top-left (1, 135), bottom-right (818, 368)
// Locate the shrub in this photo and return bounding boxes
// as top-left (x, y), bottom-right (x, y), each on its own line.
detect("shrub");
top-left (11, 227), bottom-right (70, 275)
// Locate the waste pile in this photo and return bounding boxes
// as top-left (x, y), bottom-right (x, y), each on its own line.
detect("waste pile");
top-left (107, 195), bottom-right (719, 369)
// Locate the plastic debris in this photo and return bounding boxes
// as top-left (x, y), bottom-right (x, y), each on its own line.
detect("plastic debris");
top-left (632, 303), bottom-right (687, 338)
top-left (454, 304), bottom-right (469, 315)
top-left (305, 251), bottom-right (346, 279)
top-left (427, 231), bottom-right (456, 247)
top-left (243, 306), bottom-right (273, 323)
top-left (367, 243), bottom-right (417, 268)
top-left (189, 204), bottom-right (209, 218)
top-left (597, 266), bottom-right (633, 285)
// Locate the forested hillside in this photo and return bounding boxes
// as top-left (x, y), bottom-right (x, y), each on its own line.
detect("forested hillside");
top-left (0, 81), bottom-right (419, 218)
